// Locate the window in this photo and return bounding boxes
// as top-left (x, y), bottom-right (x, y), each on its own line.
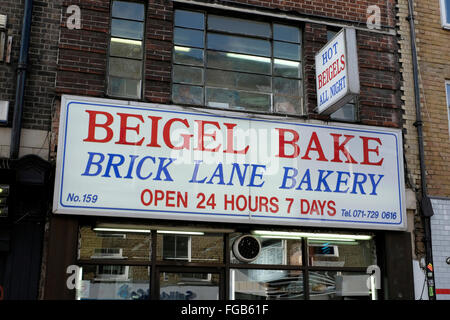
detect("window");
top-left (440, 0), bottom-right (450, 29)
top-left (327, 29), bottom-right (358, 122)
top-left (162, 235), bottom-right (190, 261)
top-left (107, 1), bottom-right (145, 99)
top-left (172, 9), bottom-right (303, 115)
top-left (446, 81), bottom-right (450, 135)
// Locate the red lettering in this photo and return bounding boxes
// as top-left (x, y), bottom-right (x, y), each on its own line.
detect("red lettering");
top-left (194, 120), bottom-right (221, 152)
top-left (300, 199), bottom-right (310, 214)
top-left (269, 197), bottom-right (279, 213)
top-left (83, 110), bottom-right (114, 143)
top-left (301, 132), bottom-right (328, 162)
top-left (360, 136), bottom-right (384, 166)
top-left (146, 116), bottom-right (162, 148)
top-left (330, 133), bottom-right (358, 164)
top-left (340, 54), bottom-right (346, 71)
top-left (276, 128), bottom-right (300, 158)
top-left (327, 200), bottom-right (336, 216)
top-left (223, 123), bottom-right (249, 154)
top-left (163, 118), bottom-right (193, 150)
top-left (116, 113), bottom-right (145, 146)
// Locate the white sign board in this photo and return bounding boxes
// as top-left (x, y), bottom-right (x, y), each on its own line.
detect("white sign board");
top-left (315, 28), bottom-right (360, 115)
top-left (53, 95), bottom-right (406, 231)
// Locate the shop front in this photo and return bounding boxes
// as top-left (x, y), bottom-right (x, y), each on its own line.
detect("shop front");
top-left (43, 95), bottom-right (413, 300)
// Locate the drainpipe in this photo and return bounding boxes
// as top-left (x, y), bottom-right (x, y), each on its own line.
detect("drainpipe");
top-left (9, 0), bottom-right (33, 159)
top-left (407, 0), bottom-right (436, 300)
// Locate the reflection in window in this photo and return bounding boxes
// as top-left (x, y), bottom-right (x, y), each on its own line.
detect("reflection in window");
top-left (231, 269), bottom-right (304, 300)
top-left (172, 10), bottom-right (303, 114)
top-left (107, 0), bottom-right (145, 99)
top-left (230, 233), bottom-right (302, 266)
top-left (160, 272), bottom-right (220, 300)
top-left (309, 271), bottom-right (371, 300)
top-left (78, 226), bottom-right (151, 261)
top-left (76, 265), bottom-right (150, 300)
top-left (157, 232), bottom-right (223, 263)
top-left (307, 237), bottom-right (376, 268)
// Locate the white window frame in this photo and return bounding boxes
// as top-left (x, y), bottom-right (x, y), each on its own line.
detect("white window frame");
top-left (440, 0), bottom-right (450, 29)
top-left (446, 81), bottom-right (450, 136)
top-left (95, 265), bottom-right (130, 281)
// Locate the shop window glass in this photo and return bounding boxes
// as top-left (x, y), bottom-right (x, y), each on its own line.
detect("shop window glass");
top-left (230, 269), bottom-right (304, 300)
top-left (157, 232), bottom-right (223, 263)
top-left (107, 0), bottom-right (145, 99)
top-left (160, 272), bottom-right (220, 300)
top-left (309, 271), bottom-right (371, 300)
top-left (307, 237), bottom-right (376, 268)
top-left (172, 10), bottom-right (303, 114)
top-left (76, 265), bottom-right (150, 300)
top-left (230, 233), bottom-right (302, 266)
top-left (78, 226), bottom-right (151, 261)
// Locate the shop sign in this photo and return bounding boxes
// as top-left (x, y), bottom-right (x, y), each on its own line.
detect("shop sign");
top-left (53, 95), bottom-right (406, 231)
top-left (315, 28), bottom-right (360, 115)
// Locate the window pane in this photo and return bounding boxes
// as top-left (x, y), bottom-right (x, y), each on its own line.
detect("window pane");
top-left (307, 237), bottom-right (376, 267)
top-left (112, 1), bottom-right (145, 21)
top-left (111, 19), bottom-right (143, 40)
top-left (76, 265), bottom-right (150, 300)
top-left (174, 27), bottom-right (204, 48)
top-left (274, 24), bottom-right (300, 43)
top-left (446, 0), bottom-right (450, 24)
top-left (78, 226), bottom-right (151, 261)
top-left (173, 65), bottom-right (203, 85)
top-left (208, 15), bottom-right (271, 37)
top-left (206, 87), bottom-right (271, 112)
top-left (330, 103), bottom-right (357, 122)
top-left (109, 57), bottom-right (142, 79)
top-left (273, 77), bottom-right (301, 96)
top-left (172, 84), bottom-right (203, 105)
top-left (207, 51), bottom-right (271, 75)
top-left (174, 46), bottom-right (204, 66)
top-left (274, 41), bottom-right (300, 61)
top-left (207, 33), bottom-right (270, 57)
top-left (206, 69), bottom-right (271, 93)
top-left (110, 38), bottom-right (142, 59)
top-left (275, 95), bottom-right (302, 114)
top-left (231, 269), bottom-right (304, 300)
top-left (309, 271), bottom-right (372, 300)
top-left (157, 233), bottom-right (223, 263)
top-left (274, 59), bottom-right (301, 78)
top-left (174, 10), bottom-right (205, 29)
top-left (160, 272), bottom-right (220, 300)
top-left (108, 77), bottom-right (141, 98)
top-left (230, 233), bottom-right (302, 265)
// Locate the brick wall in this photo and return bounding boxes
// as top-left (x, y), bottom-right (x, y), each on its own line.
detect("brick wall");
top-left (0, 0), bottom-right (60, 131)
top-left (54, 0), bottom-right (402, 132)
top-left (412, 0), bottom-right (450, 198)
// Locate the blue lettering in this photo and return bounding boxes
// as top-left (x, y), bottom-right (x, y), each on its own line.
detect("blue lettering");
top-left (136, 156), bottom-right (155, 180)
top-left (154, 157), bottom-right (175, 181)
top-left (227, 163), bottom-right (249, 186)
top-left (280, 167), bottom-right (298, 189)
top-left (102, 153), bottom-right (124, 178)
top-left (248, 164), bottom-right (266, 188)
top-left (351, 172), bottom-right (367, 194)
top-left (189, 160), bottom-right (207, 184)
top-left (334, 171), bottom-right (351, 193)
top-left (207, 163), bottom-right (225, 185)
top-left (296, 169), bottom-right (313, 191)
top-left (314, 170), bottom-right (333, 192)
top-left (82, 152), bottom-right (105, 176)
top-left (368, 174), bottom-right (384, 195)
